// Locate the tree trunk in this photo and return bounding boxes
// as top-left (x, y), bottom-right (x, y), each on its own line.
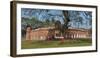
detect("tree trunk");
top-left (62, 10), bottom-right (69, 39)
top-left (62, 11), bottom-right (69, 24)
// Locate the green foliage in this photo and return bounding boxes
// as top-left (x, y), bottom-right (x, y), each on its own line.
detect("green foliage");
top-left (21, 17), bottom-right (57, 30)
top-left (22, 9), bottom-right (92, 30)
top-left (55, 20), bottom-right (62, 30)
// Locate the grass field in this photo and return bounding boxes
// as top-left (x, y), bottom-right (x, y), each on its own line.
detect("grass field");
top-left (21, 39), bottom-right (92, 49)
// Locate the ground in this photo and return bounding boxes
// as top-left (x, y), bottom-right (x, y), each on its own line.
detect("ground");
top-left (21, 38), bottom-right (92, 49)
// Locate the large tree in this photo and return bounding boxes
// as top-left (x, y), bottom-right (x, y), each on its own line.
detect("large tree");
top-left (21, 8), bottom-right (92, 37)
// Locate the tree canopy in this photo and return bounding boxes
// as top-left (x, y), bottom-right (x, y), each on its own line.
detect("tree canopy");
top-left (21, 8), bottom-right (92, 30)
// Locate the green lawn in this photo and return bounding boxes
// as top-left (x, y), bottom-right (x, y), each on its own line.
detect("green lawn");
top-left (21, 39), bottom-right (92, 49)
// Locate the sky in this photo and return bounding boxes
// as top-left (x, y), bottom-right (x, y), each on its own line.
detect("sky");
top-left (21, 8), bottom-right (92, 29)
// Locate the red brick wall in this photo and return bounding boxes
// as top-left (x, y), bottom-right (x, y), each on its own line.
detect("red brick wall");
top-left (65, 29), bottom-right (90, 39)
top-left (31, 28), bottom-right (49, 40)
top-left (26, 28), bottom-right (91, 40)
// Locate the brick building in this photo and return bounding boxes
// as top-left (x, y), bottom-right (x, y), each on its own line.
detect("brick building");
top-left (26, 27), bottom-right (91, 40)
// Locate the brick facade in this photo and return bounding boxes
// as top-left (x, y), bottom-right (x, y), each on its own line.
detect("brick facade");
top-left (26, 27), bottom-right (91, 40)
